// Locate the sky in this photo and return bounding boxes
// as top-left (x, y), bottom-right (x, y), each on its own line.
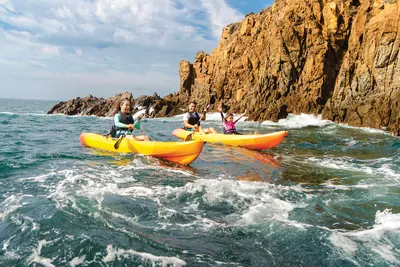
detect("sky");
top-left (0, 0), bottom-right (273, 100)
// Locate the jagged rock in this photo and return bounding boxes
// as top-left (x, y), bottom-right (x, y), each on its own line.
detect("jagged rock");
top-left (48, 91), bottom-right (185, 119)
top-left (322, 0), bottom-right (400, 135)
top-left (177, 0), bottom-right (399, 135)
top-left (48, 0), bottom-right (400, 135)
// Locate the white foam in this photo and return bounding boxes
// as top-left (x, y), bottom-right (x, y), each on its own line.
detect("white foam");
top-left (0, 195), bottom-right (25, 219)
top-left (261, 113), bottom-right (333, 128)
top-left (28, 240), bottom-right (55, 267)
top-left (339, 123), bottom-right (390, 135)
top-left (133, 107), bottom-right (154, 118)
top-left (329, 233), bottom-right (358, 255)
top-left (103, 244), bottom-right (186, 266)
top-left (0, 111), bottom-right (62, 117)
top-left (306, 157), bottom-right (400, 182)
top-left (2, 235), bottom-right (15, 251)
top-left (330, 209), bottom-right (400, 264)
top-left (17, 171), bottom-right (67, 183)
top-left (70, 255), bottom-right (86, 267)
top-left (348, 209), bottom-right (400, 239)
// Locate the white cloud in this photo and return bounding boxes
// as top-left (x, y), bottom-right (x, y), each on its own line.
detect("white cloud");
top-left (113, 28), bottom-right (136, 43)
top-left (41, 45), bottom-right (60, 56)
top-left (201, 0), bottom-right (243, 38)
top-left (75, 49), bottom-right (83, 57)
top-left (0, 0), bottom-right (245, 100)
top-left (53, 5), bottom-right (73, 19)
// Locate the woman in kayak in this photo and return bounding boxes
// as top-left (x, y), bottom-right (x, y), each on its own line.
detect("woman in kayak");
top-left (183, 101), bottom-right (216, 134)
top-left (217, 106), bottom-right (250, 135)
top-left (111, 98), bottom-right (150, 141)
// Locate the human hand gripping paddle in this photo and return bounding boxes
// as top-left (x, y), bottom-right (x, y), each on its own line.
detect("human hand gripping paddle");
top-left (113, 116), bottom-right (142, 149)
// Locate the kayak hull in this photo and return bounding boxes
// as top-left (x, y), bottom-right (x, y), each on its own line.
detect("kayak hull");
top-left (80, 133), bottom-right (204, 165)
top-left (172, 129), bottom-right (288, 150)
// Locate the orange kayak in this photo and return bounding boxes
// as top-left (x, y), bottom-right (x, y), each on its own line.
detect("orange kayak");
top-left (80, 133), bottom-right (204, 165)
top-left (172, 129), bottom-right (288, 150)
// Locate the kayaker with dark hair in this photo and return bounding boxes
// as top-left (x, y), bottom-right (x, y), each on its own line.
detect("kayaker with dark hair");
top-left (183, 101), bottom-right (216, 134)
top-left (111, 98), bottom-right (149, 141)
top-left (217, 106), bottom-right (247, 134)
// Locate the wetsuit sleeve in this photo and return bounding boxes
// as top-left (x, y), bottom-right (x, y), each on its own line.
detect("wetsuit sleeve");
top-left (233, 114), bottom-right (245, 124)
top-left (114, 113), bottom-right (128, 128)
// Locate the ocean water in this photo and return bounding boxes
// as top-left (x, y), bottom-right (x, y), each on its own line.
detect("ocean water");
top-left (0, 98), bottom-right (399, 266)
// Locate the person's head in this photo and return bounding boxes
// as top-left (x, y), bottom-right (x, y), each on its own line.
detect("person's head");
top-left (226, 113), bottom-right (234, 122)
top-left (188, 101), bottom-right (197, 112)
top-left (119, 98), bottom-right (131, 114)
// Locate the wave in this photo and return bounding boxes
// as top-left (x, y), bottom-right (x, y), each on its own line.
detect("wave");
top-left (330, 209), bottom-right (400, 265)
top-left (338, 123), bottom-right (390, 135)
top-left (261, 113), bottom-right (333, 128)
top-left (306, 156), bottom-right (400, 182)
top-left (103, 244), bottom-right (186, 266)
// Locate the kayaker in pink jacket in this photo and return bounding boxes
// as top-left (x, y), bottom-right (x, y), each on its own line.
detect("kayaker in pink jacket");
top-left (217, 106), bottom-right (246, 134)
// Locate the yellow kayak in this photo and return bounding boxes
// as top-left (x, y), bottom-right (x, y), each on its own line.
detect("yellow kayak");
top-left (172, 129), bottom-right (288, 150)
top-left (80, 133), bottom-right (205, 165)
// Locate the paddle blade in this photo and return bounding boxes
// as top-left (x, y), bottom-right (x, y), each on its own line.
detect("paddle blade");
top-left (184, 133), bottom-right (193, 141)
top-left (210, 95), bottom-right (216, 104)
top-left (114, 135), bottom-right (124, 149)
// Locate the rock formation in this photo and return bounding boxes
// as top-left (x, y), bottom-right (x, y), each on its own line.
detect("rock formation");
top-left (178, 0), bottom-right (399, 135)
top-left (47, 92), bottom-right (184, 118)
top-left (48, 0), bottom-right (399, 135)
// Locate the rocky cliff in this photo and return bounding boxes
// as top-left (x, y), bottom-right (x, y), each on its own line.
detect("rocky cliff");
top-left (48, 0), bottom-right (399, 135)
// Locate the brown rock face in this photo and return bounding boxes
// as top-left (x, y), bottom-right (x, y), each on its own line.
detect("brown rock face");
top-left (178, 0), bottom-right (399, 135)
top-left (322, 0), bottom-right (400, 134)
top-left (48, 0), bottom-right (400, 135)
top-left (47, 92), bottom-right (184, 118)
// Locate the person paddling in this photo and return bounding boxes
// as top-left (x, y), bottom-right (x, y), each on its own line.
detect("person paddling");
top-left (183, 101), bottom-right (216, 134)
top-left (111, 98), bottom-right (149, 141)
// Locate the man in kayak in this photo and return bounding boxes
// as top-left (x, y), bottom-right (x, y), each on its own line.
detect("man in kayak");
top-left (111, 98), bottom-right (150, 141)
top-left (183, 101), bottom-right (216, 133)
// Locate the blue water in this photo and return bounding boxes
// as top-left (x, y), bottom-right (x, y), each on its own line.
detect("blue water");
top-left (0, 98), bottom-right (399, 266)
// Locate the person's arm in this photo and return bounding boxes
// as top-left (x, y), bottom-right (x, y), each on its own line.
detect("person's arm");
top-left (201, 104), bottom-right (209, 121)
top-left (201, 111), bottom-right (206, 121)
top-left (184, 120), bottom-right (197, 130)
top-left (114, 114), bottom-right (129, 128)
top-left (220, 111), bottom-right (226, 123)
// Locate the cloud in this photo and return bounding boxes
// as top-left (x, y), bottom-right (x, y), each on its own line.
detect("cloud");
top-left (41, 45), bottom-right (60, 56)
top-left (0, 0), bottom-right (245, 100)
top-left (53, 5), bottom-right (73, 19)
top-left (201, 0), bottom-right (243, 38)
top-left (75, 48), bottom-right (83, 57)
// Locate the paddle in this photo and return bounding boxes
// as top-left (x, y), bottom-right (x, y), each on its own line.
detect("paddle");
top-left (113, 115), bottom-right (143, 149)
top-left (114, 134), bottom-right (125, 149)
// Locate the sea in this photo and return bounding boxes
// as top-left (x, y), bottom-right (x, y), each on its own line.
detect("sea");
top-left (0, 98), bottom-right (399, 266)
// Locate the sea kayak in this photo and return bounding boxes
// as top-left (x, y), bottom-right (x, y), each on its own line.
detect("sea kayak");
top-left (172, 129), bottom-right (288, 150)
top-left (80, 133), bottom-right (204, 165)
